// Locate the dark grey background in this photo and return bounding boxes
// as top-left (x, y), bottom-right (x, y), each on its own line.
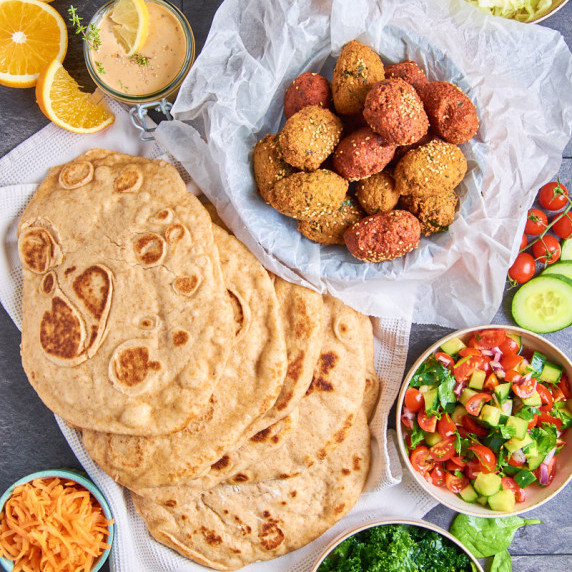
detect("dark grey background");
top-left (1, 1), bottom-right (571, 570)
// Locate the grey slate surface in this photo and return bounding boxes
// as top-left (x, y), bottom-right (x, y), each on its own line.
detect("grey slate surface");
top-left (1, 1), bottom-right (571, 570)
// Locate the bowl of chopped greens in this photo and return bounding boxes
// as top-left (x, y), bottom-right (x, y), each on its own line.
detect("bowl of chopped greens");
top-left (397, 325), bottom-right (572, 516)
top-left (311, 518), bottom-right (483, 572)
top-left (466, 0), bottom-right (569, 23)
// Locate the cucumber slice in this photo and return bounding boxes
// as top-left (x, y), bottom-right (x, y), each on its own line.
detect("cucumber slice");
top-left (542, 260), bottom-right (572, 280)
top-left (561, 238), bottom-right (572, 261)
top-left (512, 275), bottom-right (572, 333)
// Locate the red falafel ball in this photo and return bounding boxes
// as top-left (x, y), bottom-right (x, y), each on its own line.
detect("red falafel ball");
top-left (384, 60), bottom-right (428, 92)
top-left (344, 210), bottom-right (421, 262)
top-left (333, 127), bottom-right (396, 181)
top-left (284, 72), bottom-right (333, 119)
top-left (363, 78), bottom-right (429, 146)
top-left (419, 81), bottom-right (479, 144)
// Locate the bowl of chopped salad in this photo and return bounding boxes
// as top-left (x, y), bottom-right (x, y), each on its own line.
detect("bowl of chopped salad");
top-left (311, 518), bottom-right (483, 572)
top-left (0, 469), bottom-right (114, 572)
top-left (466, 0), bottom-right (569, 23)
top-left (397, 325), bottom-right (572, 516)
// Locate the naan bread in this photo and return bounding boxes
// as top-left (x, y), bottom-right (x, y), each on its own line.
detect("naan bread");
top-left (19, 150), bottom-right (235, 435)
top-left (132, 409), bottom-right (370, 571)
top-left (226, 294), bottom-right (367, 485)
top-left (361, 315), bottom-right (381, 420)
top-left (82, 225), bottom-right (287, 489)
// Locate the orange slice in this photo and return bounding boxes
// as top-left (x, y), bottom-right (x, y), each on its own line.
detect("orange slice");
top-left (0, 0), bottom-right (67, 88)
top-left (111, 0), bottom-right (149, 57)
top-left (36, 60), bottom-right (115, 134)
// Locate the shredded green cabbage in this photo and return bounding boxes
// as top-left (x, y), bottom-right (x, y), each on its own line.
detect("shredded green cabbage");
top-left (466, 0), bottom-right (558, 22)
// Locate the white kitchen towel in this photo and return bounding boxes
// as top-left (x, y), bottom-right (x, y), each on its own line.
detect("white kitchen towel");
top-left (0, 98), bottom-right (437, 572)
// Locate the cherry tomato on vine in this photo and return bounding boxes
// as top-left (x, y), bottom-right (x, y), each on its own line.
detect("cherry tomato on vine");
top-left (538, 181), bottom-right (569, 211)
top-left (508, 252), bottom-right (536, 284)
top-left (520, 233), bottom-right (528, 251)
top-left (532, 235), bottom-right (561, 265)
top-left (552, 212), bottom-right (572, 239)
top-left (525, 208), bottom-right (548, 235)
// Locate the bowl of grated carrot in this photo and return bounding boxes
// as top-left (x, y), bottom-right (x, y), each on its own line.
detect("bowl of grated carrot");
top-left (0, 469), bottom-right (114, 572)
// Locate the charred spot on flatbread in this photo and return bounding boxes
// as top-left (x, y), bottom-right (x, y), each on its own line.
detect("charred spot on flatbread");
top-left (41, 272), bottom-right (56, 295)
top-left (40, 297), bottom-right (85, 360)
top-left (134, 233), bottom-right (166, 266)
top-left (211, 456), bottom-right (231, 471)
top-left (173, 330), bottom-right (190, 347)
top-left (58, 161), bottom-right (94, 189)
top-left (173, 275), bottom-right (201, 297)
top-left (258, 518), bottom-right (285, 550)
top-left (19, 227), bottom-right (59, 274)
top-left (111, 345), bottom-right (161, 387)
top-left (114, 165), bottom-right (143, 193)
top-left (72, 265), bottom-right (112, 320)
top-left (165, 223), bottom-right (186, 245)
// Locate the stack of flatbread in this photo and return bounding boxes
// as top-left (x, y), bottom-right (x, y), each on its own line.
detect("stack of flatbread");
top-left (17, 150), bottom-right (381, 571)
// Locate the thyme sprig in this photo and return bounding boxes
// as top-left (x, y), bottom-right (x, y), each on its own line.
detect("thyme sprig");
top-left (68, 6), bottom-right (102, 51)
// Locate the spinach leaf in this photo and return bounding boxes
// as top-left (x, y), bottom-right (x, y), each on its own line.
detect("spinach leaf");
top-left (410, 356), bottom-right (452, 388)
top-left (490, 549), bottom-right (512, 572)
top-left (438, 373), bottom-right (457, 412)
top-left (449, 514), bottom-right (541, 558)
top-left (529, 423), bottom-right (558, 456)
top-left (552, 402), bottom-right (572, 430)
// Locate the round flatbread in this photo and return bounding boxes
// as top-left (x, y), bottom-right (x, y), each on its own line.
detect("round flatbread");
top-left (82, 225), bottom-right (287, 490)
top-left (18, 149), bottom-right (235, 435)
top-left (132, 409), bottom-right (370, 571)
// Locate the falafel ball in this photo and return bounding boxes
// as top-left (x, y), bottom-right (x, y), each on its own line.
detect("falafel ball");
top-left (253, 134), bottom-right (296, 204)
top-left (384, 60), bottom-right (428, 92)
top-left (270, 169), bottom-right (348, 221)
top-left (333, 127), bottom-right (396, 181)
top-left (297, 195), bottom-right (364, 245)
top-left (284, 72), bottom-right (333, 118)
top-left (279, 105), bottom-right (343, 172)
top-left (400, 191), bottom-right (458, 236)
top-left (332, 40), bottom-right (385, 116)
top-left (419, 81), bottom-right (479, 144)
top-left (363, 78), bottom-right (429, 146)
top-left (355, 171), bottom-right (400, 215)
top-left (393, 138), bottom-right (467, 197)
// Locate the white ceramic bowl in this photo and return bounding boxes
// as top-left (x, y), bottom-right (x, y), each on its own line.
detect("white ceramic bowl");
top-left (0, 469), bottom-right (114, 572)
top-left (530, 0), bottom-right (569, 22)
top-left (396, 325), bottom-right (572, 517)
top-left (310, 517), bottom-right (484, 572)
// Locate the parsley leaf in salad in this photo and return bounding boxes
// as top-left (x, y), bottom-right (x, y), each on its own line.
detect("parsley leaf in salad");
top-left (529, 423), bottom-right (558, 456)
top-left (409, 355), bottom-right (452, 388)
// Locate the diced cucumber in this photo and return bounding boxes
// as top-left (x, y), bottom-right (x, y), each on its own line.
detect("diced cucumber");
top-left (440, 336), bottom-right (466, 356)
top-left (488, 488), bottom-right (516, 512)
top-left (505, 433), bottom-right (533, 453)
top-left (529, 351), bottom-right (547, 374)
top-left (506, 333), bottom-right (522, 351)
top-left (540, 361), bottom-right (563, 384)
top-left (542, 260), bottom-right (572, 280)
top-left (469, 369), bottom-right (486, 390)
top-left (506, 415), bottom-right (528, 440)
top-left (494, 383), bottom-right (512, 403)
top-left (451, 404), bottom-right (467, 425)
top-left (460, 388), bottom-right (478, 407)
top-left (527, 451), bottom-right (545, 471)
top-left (522, 391), bottom-right (542, 407)
top-left (479, 404), bottom-right (501, 427)
top-left (476, 495), bottom-right (488, 506)
top-left (514, 468), bottom-right (537, 488)
top-left (512, 275), bottom-right (572, 333)
top-left (524, 442), bottom-right (538, 459)
top-left (459, 483), bottom-right (478, 503)
top-left (424, 432), bottom-right (442, 446)
top-left (561, 238), bottom-right (572, 261)
top-left (420, 386), bottom-right (439, 413)
top-left (474, 472), bottom-right (502, 496)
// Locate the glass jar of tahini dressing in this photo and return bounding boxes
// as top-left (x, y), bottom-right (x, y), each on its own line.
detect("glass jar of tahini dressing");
top-left (84, 0), bottom-right (195, 104)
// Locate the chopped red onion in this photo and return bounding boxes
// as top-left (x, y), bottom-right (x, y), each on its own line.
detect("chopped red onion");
top-left (538, 463), bottom-right (550, 486)
top-left (481, 349), bottom-right (494, 357)
top-left (543, 446), bottom-right (557, 467)
top-left (501, 401), bottom-right (513, 415)
top-left (490, 360), bottom-right (503, 371)
top-left (454, 381), bottom-right (465, 397)
top-left (494, 350), bottom-right (502, 362)
top-left (523, 371), bottom-right (533, 382)
top-left (511, 449), bottom-right (526, 465)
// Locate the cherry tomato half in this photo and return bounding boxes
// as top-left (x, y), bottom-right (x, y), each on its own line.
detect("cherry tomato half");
top-left (447, 456), bottom-right (467, 470)
top-left (558, 373), bottom-right (572, 399)
top-left (483, 372), bottom-right (499, 391)
top-left (404, 387), bottom-right (424, 413)
top-left (453, 355), bottom-right (487, 382)
top-left (418, 410), bottom-right (437, 433)
top-left (500, 352), bottom-right (524, 372)
top-left (525, 208), bottom-right (548, 235)
top-left (410, 445), bottom-right (436, 475)
top-left (537, 411), bottom-right (563, 430)
top-left (501, 477), bottom-right (526, 503)
top-left (437, 414), bottom-right (456, 439)
top-left (532, 235), bottom-right (561, 265)
top-left (445, 472), bottom-right (469, 494)
top-left (427, 465), bottom-right (446, 487)
top-left (551, 384), bottom-right (566, 403)
top-left (512, 376), bottom-right (537, 399)
top-left (538, 181), bottom-right (569, 211)
top-left (435, 352), bottom-right (455, 370)
top-left (459, 347), bottom-right (482, 357)
top-left (429, 437), bottom-right (457, 462)
top-left (468, 329), bottom-right (506, 350)
top-left (552, 212), bottom-right (572, 240)
top-left (465, 392), bottom-right (492, 416)
top-left (508, 252), bottom-right (536, 284)
top-left (464, 458), bottom-right (485, 479)
top-left (499, 337), bottom-right (520, 355)
top-left (461, 414), bottom-right (489, 437)
top-left (468, 444), bottom-right (497, 473)
top-left (537, 383), bottom-right (554, 412)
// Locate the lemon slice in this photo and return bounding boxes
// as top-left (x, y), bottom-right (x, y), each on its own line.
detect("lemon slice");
top-left (36, 60), bottom-right (115, 134)
top-left (0, 0), bottom-right (67, 88)
top-left (111, 0), bottom-right (149, 57)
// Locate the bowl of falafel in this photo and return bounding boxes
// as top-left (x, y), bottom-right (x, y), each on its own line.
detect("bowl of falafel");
top-left (252, 40), bottom-right (479, 264)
